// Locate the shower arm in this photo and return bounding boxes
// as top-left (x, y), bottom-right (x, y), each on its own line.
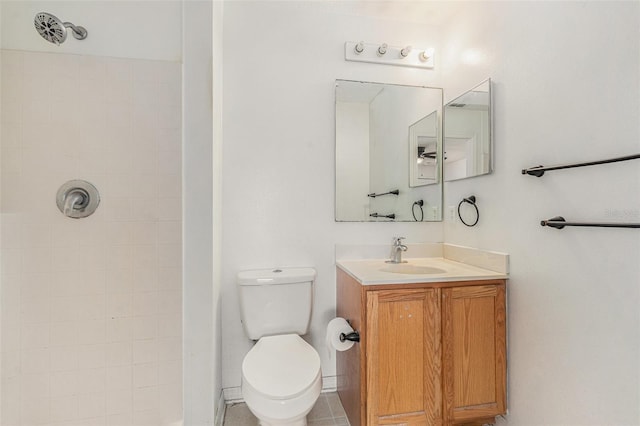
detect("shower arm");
top-left (63, 22), bottom-right (88, 40)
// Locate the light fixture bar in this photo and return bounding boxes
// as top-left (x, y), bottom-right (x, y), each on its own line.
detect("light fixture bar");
top-left (345, 41), bottom-right (434, 69)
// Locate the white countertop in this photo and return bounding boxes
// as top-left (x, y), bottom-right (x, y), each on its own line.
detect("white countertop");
top-left (336, 257), bottom-right (508, 285)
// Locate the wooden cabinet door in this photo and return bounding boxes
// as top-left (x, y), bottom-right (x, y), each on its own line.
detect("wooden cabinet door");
top-left (366, 289), bottom-right (442, 426)
top-left (442, 284), bottom-right (506, 424)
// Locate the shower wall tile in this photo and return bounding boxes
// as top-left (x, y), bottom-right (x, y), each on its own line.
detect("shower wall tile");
top-left (1, 50), bottom-right (182, 426)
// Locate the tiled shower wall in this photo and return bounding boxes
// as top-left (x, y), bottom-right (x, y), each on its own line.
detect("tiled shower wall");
top-left (0, 50), bottom-right (182, 426)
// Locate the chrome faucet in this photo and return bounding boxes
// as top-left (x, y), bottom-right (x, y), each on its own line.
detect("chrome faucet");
top-left (386, 237), bottom-right (408, 264)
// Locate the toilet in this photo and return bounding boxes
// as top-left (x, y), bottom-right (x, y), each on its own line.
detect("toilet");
top-left (237, 268), bottom-right (322, 426)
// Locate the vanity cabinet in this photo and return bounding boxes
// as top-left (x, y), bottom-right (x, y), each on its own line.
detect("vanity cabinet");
top-left (367, 288), bottom-right (442, 425)
top-left (336, 268), bottom-right (506, 426)
top-left (442, 285), bottom-right (506, 424)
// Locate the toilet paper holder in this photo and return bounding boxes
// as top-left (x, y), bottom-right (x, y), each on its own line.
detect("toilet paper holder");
top-left (340, 331), bottom-right (360, 343)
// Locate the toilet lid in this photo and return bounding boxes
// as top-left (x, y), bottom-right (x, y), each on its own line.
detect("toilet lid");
top-left (242, 334), bottom-right (321, 400)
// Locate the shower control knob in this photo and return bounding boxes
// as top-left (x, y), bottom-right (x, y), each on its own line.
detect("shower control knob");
top-left (56, 180), bottom-right (100, 219)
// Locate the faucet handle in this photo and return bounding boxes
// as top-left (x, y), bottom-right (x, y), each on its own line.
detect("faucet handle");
top-left (392, 236), bottom-right (406, 245)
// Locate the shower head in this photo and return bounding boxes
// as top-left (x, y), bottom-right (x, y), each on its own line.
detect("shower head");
top-left (34, 12), bottom-right (87, 45)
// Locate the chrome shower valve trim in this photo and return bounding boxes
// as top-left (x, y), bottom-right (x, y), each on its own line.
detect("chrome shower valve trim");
top-left (56, 180), bottom-right (100, 219)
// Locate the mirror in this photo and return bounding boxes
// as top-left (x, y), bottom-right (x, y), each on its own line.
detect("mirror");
top-left (409, 111), bottom-right (440, 188)
top-left (335, 80), bottom-right (443, 222)
top-left (444, 79), bottom-right (492, 181)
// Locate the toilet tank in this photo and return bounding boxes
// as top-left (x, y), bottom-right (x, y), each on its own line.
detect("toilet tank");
top-left (237, 267), bottom-right (316, 340)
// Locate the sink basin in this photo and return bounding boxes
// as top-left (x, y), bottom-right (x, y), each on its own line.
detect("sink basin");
top-left (379, 264), bottom-right (447, 275)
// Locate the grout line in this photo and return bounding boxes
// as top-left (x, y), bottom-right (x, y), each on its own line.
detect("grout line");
top-left (222, 392), bottom-right (348, 426)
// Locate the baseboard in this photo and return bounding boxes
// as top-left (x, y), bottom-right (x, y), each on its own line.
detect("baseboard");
top-left (321, 375), bottom-right (337, 392)
top-left (223, 375), bottom-right (338, 404)
top-left (214, 390), bottom-right (226, 426)
top-left (223, 386), bottom-right (244, 403)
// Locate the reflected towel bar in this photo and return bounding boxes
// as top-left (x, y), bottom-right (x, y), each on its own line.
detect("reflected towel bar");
top-left (368, 189), bottom-right (400, 198)
top-left (522, 153), bottom-right (640, 177)
top-left (370, 213), bottom-right (395, 219)
top-left (541, 216), bottom-right (640, 229)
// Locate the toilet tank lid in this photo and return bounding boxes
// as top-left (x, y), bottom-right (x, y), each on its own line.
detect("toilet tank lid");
top-left (237, 267), bottom-right (316, 286)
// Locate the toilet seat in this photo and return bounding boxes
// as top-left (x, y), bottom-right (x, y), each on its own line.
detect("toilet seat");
top-left (242, 334), bottom-right (321, 400)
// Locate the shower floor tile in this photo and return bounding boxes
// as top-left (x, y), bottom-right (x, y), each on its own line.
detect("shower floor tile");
top-left (224, 392), bottom-right (349, 426)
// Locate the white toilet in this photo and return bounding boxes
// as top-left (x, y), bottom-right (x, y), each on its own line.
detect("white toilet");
top-left (237, 267), bottom-right (322, 426)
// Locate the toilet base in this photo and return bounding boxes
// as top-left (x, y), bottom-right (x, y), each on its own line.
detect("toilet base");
top-left (242, 371), bottom-right (322, 426)
top-left (258, 416), bottom-right (307, 426)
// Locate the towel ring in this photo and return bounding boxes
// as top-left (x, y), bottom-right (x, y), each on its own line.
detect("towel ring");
top-left (458, 195), bottom-right (479, 227)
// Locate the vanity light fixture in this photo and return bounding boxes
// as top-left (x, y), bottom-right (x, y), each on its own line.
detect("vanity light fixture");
top-left (344, 41), bottom-right (434, 69)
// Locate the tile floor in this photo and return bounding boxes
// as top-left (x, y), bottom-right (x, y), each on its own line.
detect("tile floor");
top-left (224, 392), bottom-right (349, 426)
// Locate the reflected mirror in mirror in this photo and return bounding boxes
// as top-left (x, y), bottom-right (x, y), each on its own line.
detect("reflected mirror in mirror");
top-left (444, 79), bottom-right (492, 181)
top-left (409, 111), bottom-right (440, 188)
top-left (335, 80), bottom-right (443, 222)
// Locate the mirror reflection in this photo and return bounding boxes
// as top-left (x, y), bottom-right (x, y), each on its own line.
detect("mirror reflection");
top-left (409, 111), bottom-right (440, 188)
top-left (444, 79), bottom-right (492, 181)
top-left (335, 80), bottom-right (443, 222)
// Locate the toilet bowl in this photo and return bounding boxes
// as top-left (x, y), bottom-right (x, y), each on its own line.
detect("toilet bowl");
top-left (237, 268), bottom-right (321, 426)
top-left (241, 334), bottom-right (322, 426)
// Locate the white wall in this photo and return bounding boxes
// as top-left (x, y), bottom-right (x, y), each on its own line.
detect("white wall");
top-left (211, 0), bottom-right (224, 418)
top-left (441, 2), bottom-right (640, 424)
top-left (335, 102), bottom-right (370, 221)
top-left (182, 1), bottom-right (220, 425)
top-left (369, 87), bottom-right (441, 221)
top-left (1, 0), bottom-right (182, 61)
top-left (221, 1), bottom-right (444, 392)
